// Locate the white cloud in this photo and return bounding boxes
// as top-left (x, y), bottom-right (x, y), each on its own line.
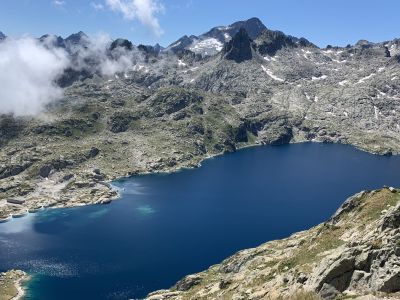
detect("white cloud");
top-left (0, 37), bottom-right (69, 116)
top-left (52, 0), bottom-right (66, 7)
top-left (71, 32), bottom-right (141, 76)
top-left (105, 0), bottom-right (164, 36)
top-left (91, 2), bottom-right (104, 10)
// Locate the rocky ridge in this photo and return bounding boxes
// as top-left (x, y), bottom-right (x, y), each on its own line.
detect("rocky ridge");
top-left (147, 187), bottom-right (400, 300)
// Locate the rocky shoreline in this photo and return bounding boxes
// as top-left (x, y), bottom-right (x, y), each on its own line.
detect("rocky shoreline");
top-left (0, 139), bottom-right (396, 222)
top-left (0, 270), bottom-right (29, 300)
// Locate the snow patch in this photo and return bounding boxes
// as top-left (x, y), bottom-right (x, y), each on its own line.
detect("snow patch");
top-left (312, 75), bottom-right (328, 81)
top-left (377, 89), bottom-right (386, 96)
top-left (170, 41), bottom-right (181, 48)
top-left (177, 59), bottom-right (187, 67)
top-left (374, 106), bottom-right (379, 120)
top-left (357, 73), bottom-right (376, 84)
top-left (261, 65), bottom-right (284, 82)
top-left (331, 59), bottom-right (347, 63)
top-left (189, 38), bottom-right (223, 54)
top-left (133, 64), bottom-right (149, 73)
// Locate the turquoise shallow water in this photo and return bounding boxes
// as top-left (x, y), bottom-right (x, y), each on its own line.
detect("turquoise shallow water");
top-left (1, 143), bottom-right (400, 299)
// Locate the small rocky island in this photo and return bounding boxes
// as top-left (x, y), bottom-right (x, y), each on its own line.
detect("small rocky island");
top-left (0, 270), bottom-right (28, 300)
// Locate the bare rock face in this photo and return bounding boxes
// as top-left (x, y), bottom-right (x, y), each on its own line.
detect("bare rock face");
top-left (222, 28), bottom-right (255, 63)
top-left (39, 164), bottom-right (53, 178)
top-left (109, 38), bottom-right (133, 51)
top-left (147, 189), bottom-right (400, 300)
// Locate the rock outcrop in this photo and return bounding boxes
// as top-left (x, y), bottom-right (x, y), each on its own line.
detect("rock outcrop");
top-left (147, 188), bottom-right (400, 300)
top-left (222, 28), bottom-right (255, 62)
top-left (109, 38), bottom-right (133, 51)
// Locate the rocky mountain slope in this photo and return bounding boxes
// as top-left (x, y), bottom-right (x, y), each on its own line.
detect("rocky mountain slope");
top-left (147, 187), bottom-right (400, 300)
top-left (1, 17), bottom-right (400, 220)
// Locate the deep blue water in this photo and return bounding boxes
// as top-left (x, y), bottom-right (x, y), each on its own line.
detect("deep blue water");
top-left (1, 143), bottom-right (400, 299)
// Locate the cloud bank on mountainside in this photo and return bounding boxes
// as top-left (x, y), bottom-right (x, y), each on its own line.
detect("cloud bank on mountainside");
top-left (0, 37), bottom-right (69, 116)
top-left (0, 33), bottom-right (148, 116)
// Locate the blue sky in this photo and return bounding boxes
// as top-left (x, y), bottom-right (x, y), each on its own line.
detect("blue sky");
top-left (1, 0), bottom-right (399, 47)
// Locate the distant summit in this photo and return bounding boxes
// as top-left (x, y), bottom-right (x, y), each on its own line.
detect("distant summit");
top-left (65, 31), bottom-right (89, 48)
top-left (166, 17), bottom-right (267, 56)
top-left (137, 43), bottom-right (164, 58)
top-left (110, 38), bottom-right (133, 51)
top-left (255, 29), bottom-right (315, 56)
top-left (227, 17), bottom-right (267, 40)
top-left (165, 17), bottom-right (315, 57)
top-left (39, 34), bottom-right (66, 48)
top-left (0, 31), bottom-right (6, 41)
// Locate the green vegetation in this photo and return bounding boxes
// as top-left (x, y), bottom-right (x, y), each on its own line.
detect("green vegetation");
top-left (277, 290), bottom-right (322, 300)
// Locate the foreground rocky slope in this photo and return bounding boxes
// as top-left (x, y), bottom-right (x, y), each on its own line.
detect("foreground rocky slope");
top-left (147, 187), bottom-right (400, 300)
top-left (1, 17), bottom-right (400, 218)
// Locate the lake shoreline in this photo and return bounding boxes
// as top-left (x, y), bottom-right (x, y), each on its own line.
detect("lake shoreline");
top-left (0, 139), bottom-right (396, 222)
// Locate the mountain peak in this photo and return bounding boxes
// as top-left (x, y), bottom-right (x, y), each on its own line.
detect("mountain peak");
top-left (65, 31), bottom-right (88, 45)
top-left (229, 17), bottom-right (267, 40)
top-left (0, 31), bottom-right (6, 40)
top-left (246, 17), bottom-right (263, 23)
top-left (222, 28), bottom-right (254, 63)
top-left (166, 17), bottom-right (267, 57)
top-left (110, 38), bottom-right (133, 51)
top-left (39, 34), bottom-right (66, 48)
